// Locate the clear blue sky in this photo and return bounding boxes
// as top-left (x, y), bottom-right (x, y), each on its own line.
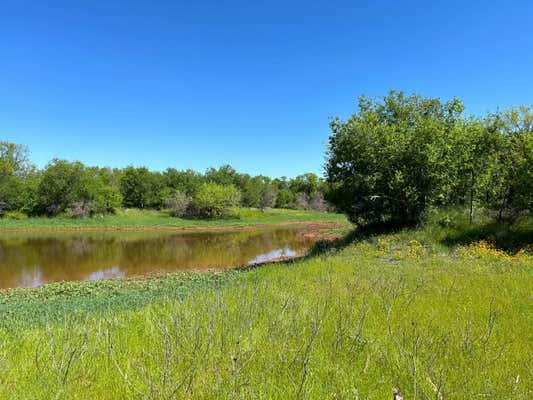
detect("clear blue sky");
top-left (1, 0), bottom-right (532, 177)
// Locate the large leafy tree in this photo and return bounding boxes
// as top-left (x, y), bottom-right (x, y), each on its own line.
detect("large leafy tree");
top-left (326, 91), bottom-right (465, 226)
top-left (36, 160), bottom-right (121, 216)
top-left (478, 106), bottom-right (533, 221)
top-left (0, 142), bottom-right (37, 214)
top-left (36, 159), bottom-right (90, 215)
top-left (119, 167), bottom-right (163, 209)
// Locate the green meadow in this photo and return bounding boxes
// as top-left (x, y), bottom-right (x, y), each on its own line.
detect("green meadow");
top-left (1, 209), bottom-right (531, 399)
top-left (0, 208), bottom-right (346, 231)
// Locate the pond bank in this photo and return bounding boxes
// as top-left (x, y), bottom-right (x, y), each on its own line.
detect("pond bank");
top-left (0, 222), bottom-right (347, 291)
top-left (0, 208), bottom-right (348, 232)
top-left (0, 220), bottom-right (344, 233)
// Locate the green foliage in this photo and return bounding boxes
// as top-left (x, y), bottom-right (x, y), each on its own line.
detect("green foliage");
top-left (2, 210), bottom-right (28, 220)
top-left (36, 160), bottom-right (121, 216)
top-left (477, 107), bottom-right (533, 221)
top-left (241, 176), bottom-right (272, 208)
top-left (119, 166), bottom-right (163, 209)
top-left (327, 91), bottom-right (464, 225)
top-left (0, 141), bottom-right (332, 219)
top-left (192, 183), bottom-right (241, 218)
top-left (0, 142), bottom-right (36, 215)
top-left (0, 208), bottom-right (346, 230)
top-left (205, 164), bottom-right (240, 186)
top-left (0, 214), bottom-right (531, 398)
top-left (326, 91), bottom-right (533, 226)
top-left (290, 172), bottom-right (323, 195)
top-left (37, 160), bottom-right (90, 215)
top-left (163, 168), bottom-right (204, 195)
top-left (259, 184), bottom-right (277, 210)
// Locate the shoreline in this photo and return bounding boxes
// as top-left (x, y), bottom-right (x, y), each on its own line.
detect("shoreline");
top-left (0, 221), bottom-right (345, 294)
top-left (0, 220), bottom-right (346, 234)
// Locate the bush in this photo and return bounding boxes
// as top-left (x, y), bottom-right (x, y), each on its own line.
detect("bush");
top-left (308, 192), bottom-right (329, 212)
top-left (164, 192), bottom-right (192, 217)
top-left (192, 183), bottom-right (240, 219)
top-left (259, 186), bottom-right (277, 211)
top-left (2, 210), bottom-right (28, 220)
top-left (66, 201), bottom-right (95, 218)
top-left (295, 192), bottom-right (310, 210)
top-left (36, 160), bottom-right (121, 216)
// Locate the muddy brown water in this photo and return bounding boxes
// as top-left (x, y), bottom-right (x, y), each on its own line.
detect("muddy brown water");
top-left (0, 227), bottom-right (323, 289)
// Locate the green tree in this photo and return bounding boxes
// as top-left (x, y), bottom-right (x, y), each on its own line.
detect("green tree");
top-left (205, 165), bottom-right (240, 186)
top-left (290, 173), bottom-right (322, 195)
top-left (163, 168), bottom-right (204, 195)
top-left (85, 167), bottom-right (122, 213)
top-left (478, 106), bottom-right (533, 221)
top-left (0, 142), bottom-right (36, 215)
top-left (192, 183), bottom-right (241, 218)
top-left (36, 160), bottom-right (121, 216)
top-left (241, 176), bottom-right (271, 208)
top-left (273, 177), bottom-right (295, 208)
top-left (326, 91), bottom-right (464, 226)
top-left (259, 184), bottom-right (277, 211)
top-left (36, 160), bottom-right (90, 215)
top-left (120, 167), bottom-right (163, 209)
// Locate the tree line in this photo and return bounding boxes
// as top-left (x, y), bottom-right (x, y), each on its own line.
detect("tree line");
top-left (0, 146), bottom-right (329, 219)
top-left (3, 91), bottom-right (531, 223)
top-left (326, 91), bottom-right (533, 226)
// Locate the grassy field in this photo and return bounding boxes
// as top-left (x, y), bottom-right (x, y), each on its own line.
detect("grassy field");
top-left (0, 209), bottom-right (531, 398)
top-left (0, 208), bottom-right (347, 231)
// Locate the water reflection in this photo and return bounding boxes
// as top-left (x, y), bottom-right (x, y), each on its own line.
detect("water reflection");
top-left (0, 228), bottom-right (318, 289)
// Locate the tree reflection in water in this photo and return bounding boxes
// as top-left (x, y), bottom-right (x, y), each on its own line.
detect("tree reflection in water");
top-left (0, 228), bottom-right (318, 289)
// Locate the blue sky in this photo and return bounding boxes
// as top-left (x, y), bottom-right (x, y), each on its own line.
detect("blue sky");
top-left (1, 0), bottom-right (532, 177)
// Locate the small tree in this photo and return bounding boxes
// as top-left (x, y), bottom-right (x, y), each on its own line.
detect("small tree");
top-left (295, 192), bottom-right (310, 210)
top-left (165, 191), bottom-right (192, 217)
top-left (119, 166), bottom-right (163, 209)
top-left (192, 183), bottom-right (241, 219)
top-left (0, 142), bottom-right (35, 214)
top-left (478, 106), bottom-right (533, 222)
top-left (309, 192), bottom-right (329, 212)
top-left (259, 185), bottom-right (277, 211)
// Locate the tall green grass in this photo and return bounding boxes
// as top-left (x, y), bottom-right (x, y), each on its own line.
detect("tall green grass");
top-left (0, 208), bottom-right (347, 230)
top-left (0, 211), bottom-right (531, 398)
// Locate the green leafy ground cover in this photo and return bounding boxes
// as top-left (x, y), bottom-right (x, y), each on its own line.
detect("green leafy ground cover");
top-left (0, 208), bottom-right (346, 231)
top-left (0, 210), bottom-right (531, 399)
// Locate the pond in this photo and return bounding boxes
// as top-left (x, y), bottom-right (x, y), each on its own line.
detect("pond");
top-left (0, 227), bottom-right (322, 289)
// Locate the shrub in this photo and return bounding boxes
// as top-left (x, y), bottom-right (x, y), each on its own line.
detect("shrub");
top-left (2, 210), bottom-right (28, 220)
top-left (192, 183), bottom-right (241, 219)
top-left (308, 192), bottom-right (329, 212)
top-left (164, 192), bottom-right (192, 217)
top-left (259, 186), bottom-right (277, 211)
top-left (36, 160), bottom-right (121, 216)
top-left (67, 201), bottom-right (95, 218)
top-left (295, 192), bottom-right (310, 210)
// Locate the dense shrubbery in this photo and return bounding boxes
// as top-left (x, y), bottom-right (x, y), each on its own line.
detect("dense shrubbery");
top-left (164, 192), bottom-right (192, 217)
top-left (326, 91), bottom-right (533, 226)
top-left (35, 159), bottom-right (122, 217)
top-left (192, 183), bottom-right (241, 218)
top-left (0, 143), bottom-right (329, 219)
